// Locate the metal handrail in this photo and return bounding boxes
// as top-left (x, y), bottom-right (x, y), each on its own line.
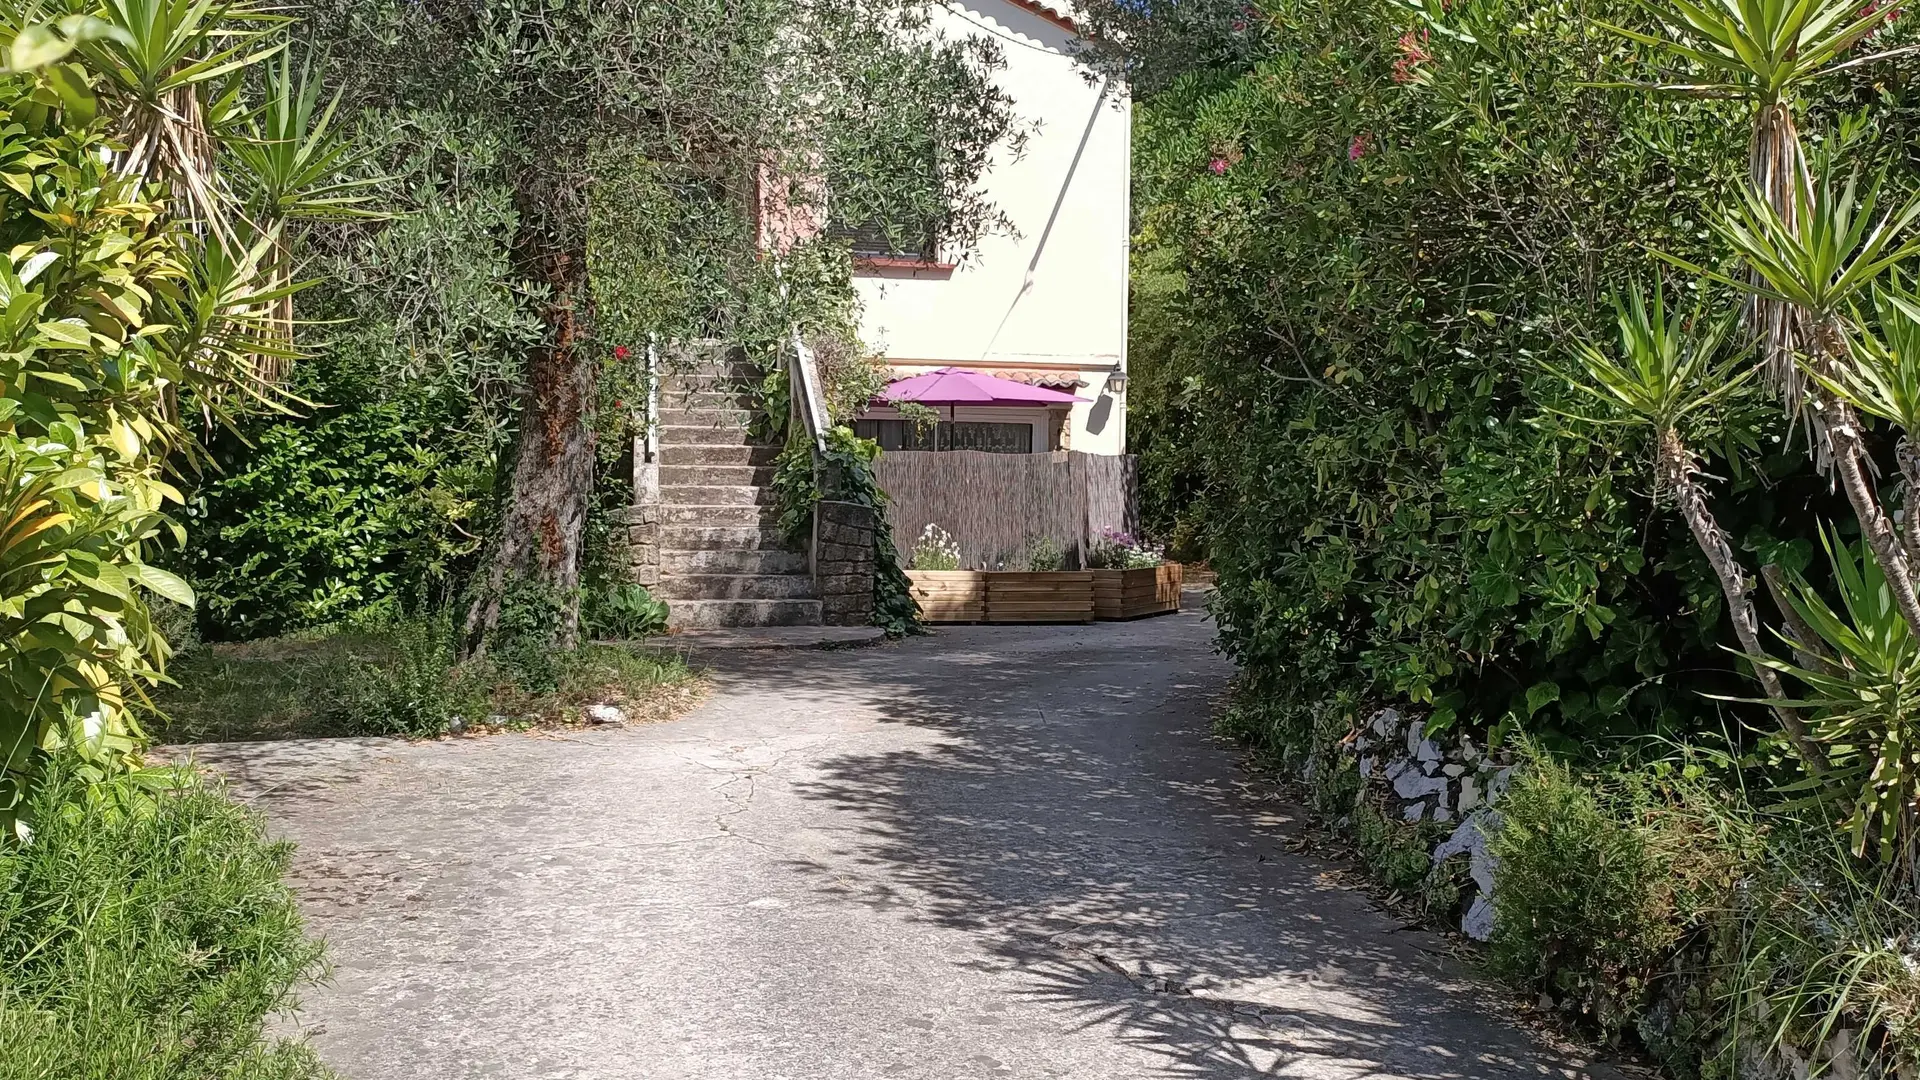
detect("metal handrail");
top-left (788, 329), bottom-right (830, 458)
top-left (636, 338), bottom-right (661, 505)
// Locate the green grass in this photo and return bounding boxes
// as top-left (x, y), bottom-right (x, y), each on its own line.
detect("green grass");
top-left (0, 763), bottom-right (333, 1080)
top-left (146, 620), bottom-right (701, 745)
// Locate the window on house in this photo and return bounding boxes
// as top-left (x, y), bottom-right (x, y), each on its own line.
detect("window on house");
top-left (854, 419), bottom-right (1035, 454)
top-left (829, 138), bottom-right (943, 260)
top-left (830, 216), bottom-right (939, 261)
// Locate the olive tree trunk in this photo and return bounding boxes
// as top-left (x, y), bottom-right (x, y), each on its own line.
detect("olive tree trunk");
top-left (1660, 430), bottom-right (1826, 773)
top-left (463, 253), bottom-right (597, 656)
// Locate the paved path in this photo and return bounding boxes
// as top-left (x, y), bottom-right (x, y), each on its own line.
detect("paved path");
top-left (185, 608), bottom-right (1620, 1079)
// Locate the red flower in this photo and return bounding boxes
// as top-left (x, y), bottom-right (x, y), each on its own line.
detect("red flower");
top-left (1209, 158), bottom-right (1229, 174)
top-left (1858, 0), bottom-right (1902, 42)
top-left (613, 345), bottom-right (631, 360)
top-left (1394, 29), bottom-right (1433, 83)
top-left (1348, 133), bottom-right (1373, 162)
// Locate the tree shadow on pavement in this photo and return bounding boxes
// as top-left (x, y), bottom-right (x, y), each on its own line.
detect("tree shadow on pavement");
top-left (697, 613), bottom-right (1618, 1080)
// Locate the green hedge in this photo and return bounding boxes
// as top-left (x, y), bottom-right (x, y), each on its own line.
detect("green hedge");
top-left (1127, 0), bottom-right (1920, 749)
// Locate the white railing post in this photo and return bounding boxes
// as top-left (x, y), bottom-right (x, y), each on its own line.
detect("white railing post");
top-left (636, 339), bottom-right (661, 505)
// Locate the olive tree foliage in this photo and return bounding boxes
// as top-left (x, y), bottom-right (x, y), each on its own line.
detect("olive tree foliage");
top-left (1073, 0), bottom-right (1270, 94)
top-left (293, 0), bottom-right (1021, 656)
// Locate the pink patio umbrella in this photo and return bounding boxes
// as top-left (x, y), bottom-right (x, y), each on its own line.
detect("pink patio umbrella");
top-left (881, 367), bottom-right (1089, 410)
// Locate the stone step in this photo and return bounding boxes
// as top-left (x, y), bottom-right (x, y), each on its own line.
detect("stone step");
top-left (656, 390), bottom-right (758, 411)
top-left (667, 598), bottom-right (823, 629)
top-left (657, 373), bottom-right (760, 391)
top-left (660, 484), bottom-right (775, 507)
top-left (661, 504), bottom-right (783, 526)
top-left (659, 444), bottom-right (782, 467)
top-left (661, 548), bottom-right (809, 574)
top-left (659, 464), bottom-right (777, 487)
top-left (659, 524), bottom-right (792, 551)
top-left (655, 573), bottom-right (816, 601)
top-left (660, 360), bottom-right (762, 381)
top-left (657, 424), bottom-right (773, 448)
top-left (656, 406), bottom-right (755, 427)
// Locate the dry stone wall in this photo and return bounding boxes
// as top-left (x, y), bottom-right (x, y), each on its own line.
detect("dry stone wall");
top-left (611, 504), bottom-right (660, 589)
top-left (814, 500), bottom-right (876, 626)
top-left (1346, 707), bottom-right (1515, 942)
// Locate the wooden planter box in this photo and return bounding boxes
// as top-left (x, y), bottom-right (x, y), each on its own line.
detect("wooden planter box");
top-left (906, 570), bottom-right (1094, 623)
top-left (906, 570), bottom-right (986, 622)
top-left (985, 571), bottom-right (1094, 624)
top-left (1092, 563), bottom-right (1183, 620)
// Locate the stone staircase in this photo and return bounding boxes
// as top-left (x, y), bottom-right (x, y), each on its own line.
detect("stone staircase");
top-left (652, 353), bottom-right (822, 629)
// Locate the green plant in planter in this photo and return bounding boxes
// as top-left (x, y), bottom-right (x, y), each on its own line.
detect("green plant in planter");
top-left (910, 523), bottom-right (961, 570)
top-left (1023, 536), bottom-right (1066, 572)
top-left (1087, 529), bottom-right (1165, 570)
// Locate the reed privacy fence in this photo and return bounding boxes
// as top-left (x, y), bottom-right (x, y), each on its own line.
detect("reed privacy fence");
top-left (873, 450), bottom-right (1140, 570)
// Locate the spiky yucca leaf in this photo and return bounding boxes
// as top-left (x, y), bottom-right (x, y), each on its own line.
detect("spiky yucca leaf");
top-left (1817, 283), bottom-right (1920, 433)
top-left (1595, 0), bottom-right (1913, 103)
top-left (1664, 171), bottom-right (1920, 324)
top-left (1559, 280), bottom-right (1755, 432)
top-left (1761, 529), bottom-right (1920, 866)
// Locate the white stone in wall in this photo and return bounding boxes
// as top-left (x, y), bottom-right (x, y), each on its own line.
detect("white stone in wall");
top-left (1403, 802), bottom-right (1427, 822)
top-left (1458, 775), bottom-right (1481, 813)
top-left (1433, 811), bottom-right (1500, 894)
top-left (1461, 893), bottom-right (1495, 942)
top-left (1392, 768), bottom-right (1447, 801)
top-left (1415, 738), bottom-right (1443, 767)
top-left (1486, 765), bottom-right (1515, 808)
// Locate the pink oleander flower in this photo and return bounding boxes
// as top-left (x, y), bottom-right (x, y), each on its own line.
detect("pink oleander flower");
top-left (1209, 158), bottom-right (1229, 174)
top-left (1348, 133), bottom-right (1373, 162)
top-left (614, 345), bottom-right (631, 360)
top-left (1393, 29), bottom-right (1433, 83)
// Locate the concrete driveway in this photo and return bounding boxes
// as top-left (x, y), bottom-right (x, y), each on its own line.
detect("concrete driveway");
top-left (185, 606), bottom-right (1621, 1080)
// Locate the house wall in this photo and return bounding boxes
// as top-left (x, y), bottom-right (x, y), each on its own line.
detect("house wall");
top-left (853, 1), bottom-right (1130, 455)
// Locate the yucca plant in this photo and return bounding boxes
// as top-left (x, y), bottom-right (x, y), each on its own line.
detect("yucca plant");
top-left (1555, 283), bottom-right (1826, 771)
top-left (1598, 0), bottom-right (1916, 391)
top-left (53, 0), bottom-right (287, 244)
top-left (1666, 169), bottom-right (1920, 641)
top-left (226, 49), bottom-right (383, 361)
top-left (1764, 530), bottom-right (1920, 878)
top-left (1817, 282), bottom-right (1920, 565)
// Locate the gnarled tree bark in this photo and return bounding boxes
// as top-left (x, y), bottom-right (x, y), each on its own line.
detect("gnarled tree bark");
top-left (463, 251), bottom-right (597, 657)
top-left (1660, 430), bottom-right (1827, 774)
top-left (1817, 395), bottom-right (1920, 643)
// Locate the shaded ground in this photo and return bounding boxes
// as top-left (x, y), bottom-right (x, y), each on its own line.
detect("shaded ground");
top-left (182, 606), bottom-right (1624, 1079)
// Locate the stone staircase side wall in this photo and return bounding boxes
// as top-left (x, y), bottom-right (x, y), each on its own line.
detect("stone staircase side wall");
top-left (814, 501), bottom-right (875, 627)
top-left (612, 504), bottom-right (661, 589)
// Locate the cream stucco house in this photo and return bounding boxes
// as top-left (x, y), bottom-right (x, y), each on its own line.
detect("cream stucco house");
top-left (847, 1), bottom-right (1131, 457)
